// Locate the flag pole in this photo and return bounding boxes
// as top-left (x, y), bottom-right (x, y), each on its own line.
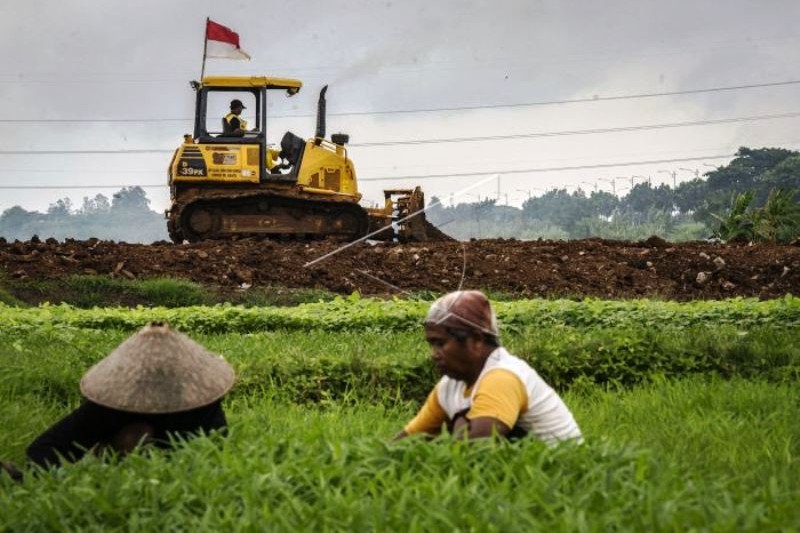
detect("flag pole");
top-left (200, 17), bottom-right (209, 81)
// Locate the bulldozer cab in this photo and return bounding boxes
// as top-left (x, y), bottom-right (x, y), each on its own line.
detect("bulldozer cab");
top-left (191, 76), bottom-right (303, 178)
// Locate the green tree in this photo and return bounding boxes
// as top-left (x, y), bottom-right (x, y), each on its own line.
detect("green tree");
top-left (674, 178), bottom-right (707, 213)
top-left (587, 190), bottom-right (618, 217)
top-left (79, 194), bottom-right (111, 215)
top-left (522, 189), bottom-right (588, 235)
top-left (752, 189), bottom-right (800, 243)
top-left (759, 155), bottom-right (800, 202)
top-left (706, 146), bottom-right (795, 193)
top-left (112, 186), bottom-right (150, 212)
top-left (696, 147), bottom-right (798, 225)
top-left (46, 198), bottom-right (73, 217)
top-left (622, 183), bottom-right (673, 214)
top-left (712, 190), bottom-right (755, 242)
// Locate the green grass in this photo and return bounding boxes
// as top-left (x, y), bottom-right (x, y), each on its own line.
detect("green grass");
top-left (0, 299), bottom-right (797, 530)
top-left (0, 285), bottom-right (24, 306)
top-left (1, 275), bottom-right (339, 308)
top-left (0, 272), bottom-right (25, 307)
top-left (1, 326), bottom-right (798, 408)
top-left (0, 379), bottom-right (797, 530)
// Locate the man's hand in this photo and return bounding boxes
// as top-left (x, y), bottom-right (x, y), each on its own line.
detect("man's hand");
top-left (452, 413), bottom-right (469, 437)
top-left (466, 416), bottom-right (511, 439)
top-left (392, 430), bottom-right (409, 441)
top-left (452, 413), bottom-right (511, 439)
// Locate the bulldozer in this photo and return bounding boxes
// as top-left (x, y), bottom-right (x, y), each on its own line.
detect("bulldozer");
top-left (166, 76), bottom-right (447, 243)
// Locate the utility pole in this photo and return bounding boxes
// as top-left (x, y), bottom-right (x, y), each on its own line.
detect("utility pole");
top-left (599, 178), bottom-right (617, 195)
top-left (657, 169), bottom-right (677, 188)
top-left (679, 167), bottom-right (700, 180)
top-left (496, 174), bottom-right (501, 202)
top-left (449, 192), bottom-right (454, 207)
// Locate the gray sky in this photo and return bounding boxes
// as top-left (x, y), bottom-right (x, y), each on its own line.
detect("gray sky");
top-left (1, 0), bottom-right (800, 213)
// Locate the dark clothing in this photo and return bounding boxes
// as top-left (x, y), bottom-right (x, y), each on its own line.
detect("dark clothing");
top-left (27, 400), bottom-right (227, 468)
top-left (222, 112), bottom-right (245, 135)
top-left (227, 116), bottom-right (242, 131)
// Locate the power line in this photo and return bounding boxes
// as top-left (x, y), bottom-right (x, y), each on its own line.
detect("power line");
top-left (2, 109), bottom-right (798, 155)
top-left (0, 149), bottom-right (174, 155)
top-left (2, 78), bottom-right (800, 124)
top-left (350, 111), bottom-right (800, 147)
top-left (358, 154), bottom-right (735, 181)
top-left (0, 184), bottom-right (166, 189)
top-left (0, 153), bottom-right (736, 189)
top-left (331, 79), bottom-right (800, 117)
top-left (0, 169), bottom-right (160, 174)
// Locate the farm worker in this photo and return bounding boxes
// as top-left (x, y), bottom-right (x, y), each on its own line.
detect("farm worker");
top-left (223, 98), bottom-right (248, 136)
top-left (22, 323), bottom-right (233, 470)
top-left (395, 291), bottom-right (582, 443)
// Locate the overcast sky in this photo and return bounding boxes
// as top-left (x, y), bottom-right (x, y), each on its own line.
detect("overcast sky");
top-left (1, 0), bottom-right (799, 214)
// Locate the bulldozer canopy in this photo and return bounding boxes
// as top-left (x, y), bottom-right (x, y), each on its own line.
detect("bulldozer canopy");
top-left (200, 76), bottom-right (302, 92)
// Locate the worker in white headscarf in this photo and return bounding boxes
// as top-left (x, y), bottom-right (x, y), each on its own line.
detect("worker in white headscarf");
top-left (395, 290), bottom-right (582, 444)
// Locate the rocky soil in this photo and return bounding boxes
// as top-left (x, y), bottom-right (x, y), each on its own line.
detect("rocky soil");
top-left (1, 236), bottom-right (798, 300)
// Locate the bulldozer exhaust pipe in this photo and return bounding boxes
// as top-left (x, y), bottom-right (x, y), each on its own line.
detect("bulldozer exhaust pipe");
top-left (315, 85), bottom-right (328, 144)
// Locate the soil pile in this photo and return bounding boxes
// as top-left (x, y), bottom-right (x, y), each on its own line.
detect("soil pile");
top-left (1, 237), bottom-right (798, 300)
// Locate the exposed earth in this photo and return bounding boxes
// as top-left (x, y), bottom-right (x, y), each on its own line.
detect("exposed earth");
top-left (1, 236), bottom-right (798, 300)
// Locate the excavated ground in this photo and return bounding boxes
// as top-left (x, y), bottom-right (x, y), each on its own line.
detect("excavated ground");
top-left (1, 236), bottom-right (798, 300)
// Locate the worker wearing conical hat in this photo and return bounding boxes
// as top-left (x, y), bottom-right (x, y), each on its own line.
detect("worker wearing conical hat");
top-left (23, 323), bottom-right (235, 468)
top-left (395, 290), bottom-right (582, 444)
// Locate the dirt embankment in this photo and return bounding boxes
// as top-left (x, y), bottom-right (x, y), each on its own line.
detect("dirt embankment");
top-left (0, 236), bottom-right (798, 300)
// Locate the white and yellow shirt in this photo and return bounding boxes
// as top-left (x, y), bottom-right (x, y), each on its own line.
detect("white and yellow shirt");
top-left (405, 347), bottom-right (582, 444)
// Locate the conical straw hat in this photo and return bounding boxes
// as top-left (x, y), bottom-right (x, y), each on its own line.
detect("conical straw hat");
top-left (80, 323), bottom-right (235, 414)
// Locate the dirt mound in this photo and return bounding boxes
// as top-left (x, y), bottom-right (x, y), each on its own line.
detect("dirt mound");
top-left (1, 236), bottom-right (798, 300)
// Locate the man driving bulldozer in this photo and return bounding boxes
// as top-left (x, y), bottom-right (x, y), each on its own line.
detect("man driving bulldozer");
top-left (223, 99), bottom-right (248, 136)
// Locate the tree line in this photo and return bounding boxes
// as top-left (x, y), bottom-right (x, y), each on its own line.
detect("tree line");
top-left (0, 187), bottom-right (168, 243)
top-left (1, 146), bottom-right (798, 243)
top-left (425, 147), bottom-right (800, 242)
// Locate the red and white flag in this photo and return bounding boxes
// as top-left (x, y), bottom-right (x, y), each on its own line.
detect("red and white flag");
top-left (205, 19), bottom-right (251, 60)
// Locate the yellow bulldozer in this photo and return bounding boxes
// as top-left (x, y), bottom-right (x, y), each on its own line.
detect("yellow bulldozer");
top-left (166, 76), bottom-right (447, 243)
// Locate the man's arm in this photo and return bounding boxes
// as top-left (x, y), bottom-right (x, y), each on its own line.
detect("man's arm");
top-left (394, 385), bottom-right (446, 440)
top-left (27, 402), bottom-right (126, 467)
top-left (458, 416), bottom-right (511, 439)
top-left (458, 369), bottom-right (527, 440)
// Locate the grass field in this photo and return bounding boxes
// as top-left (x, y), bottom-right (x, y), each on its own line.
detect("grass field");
top-left (1, 299), bottom-right (798, 530)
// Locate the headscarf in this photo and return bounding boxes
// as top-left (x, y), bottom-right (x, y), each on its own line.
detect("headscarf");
top-left (424, 290), bottom-right (499, 338)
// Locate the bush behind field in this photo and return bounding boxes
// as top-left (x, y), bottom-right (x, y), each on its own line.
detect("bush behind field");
top-left (1, 275), bottom-right (338, 308)
top-left (2, 326), bottom-right (798, 408)
top-left (1, 295), bottom-right (799, 333)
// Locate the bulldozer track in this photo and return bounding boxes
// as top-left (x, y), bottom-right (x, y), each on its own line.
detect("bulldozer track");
top-left (169, 193), bottom-right (369, 243)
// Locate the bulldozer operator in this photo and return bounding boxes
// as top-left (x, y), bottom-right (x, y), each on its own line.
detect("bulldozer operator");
top-left (222, 99), bottom-right (249, 136)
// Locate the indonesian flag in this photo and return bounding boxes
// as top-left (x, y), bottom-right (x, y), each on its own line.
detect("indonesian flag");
top-left (206, 19), bottom-right (251, 60)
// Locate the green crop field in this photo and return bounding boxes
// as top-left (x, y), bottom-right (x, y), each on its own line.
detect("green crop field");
top-left (1, 298), bottom-right (798, 530)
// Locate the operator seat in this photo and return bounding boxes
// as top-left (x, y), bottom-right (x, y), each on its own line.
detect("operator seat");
top-left (280, 131), bottom-right (305, 167)
top-left (268, 131), bottom-right (306, 175)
